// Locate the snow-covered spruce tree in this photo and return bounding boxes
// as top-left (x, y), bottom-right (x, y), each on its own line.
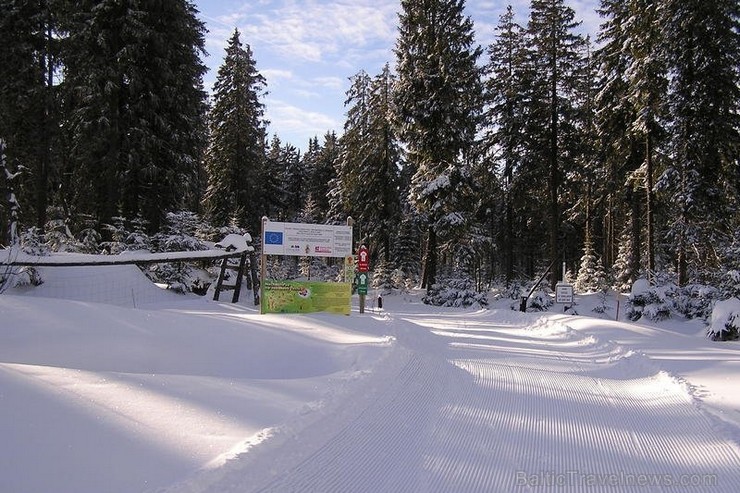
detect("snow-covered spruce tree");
top-left (372, 257), bottom-right (396, 295)
top-left (100, 215), bottom-right (152, 254)
top-left (101, 217), bottom-right (128, 255)
top-left (719, 229), bottom-right (740, 300)
top-left (148, 211), bottom-right (208, 292)
top-left (1, 140), bottom-right (21, 248)
top-left (335, 70), bottom-right (371, 228)
top-left (593, 0), bottom-right (644, 271)
top-left (43, 207), bottom-right (79, 253)
top-left (76, 215), bottom-right (102, 254)
top-left (391, 206), bottom-right (422, 290)
top-left (59, 0), bottom-right (208, 233)
top-left (305, 132), bottom-right (339, 222)
top-left (612, 221), bottom-right (639, 293)
top-left (204, 29), bottom-right (268, 233)
top-left (264, 136), bottom-right (287, 221)
top-left (623, 0), bottom-right (668, 274)
top-left (127, 215), bottom-right (153, 252)
top-left (481, 5), bottom-right (527, 286)
top-left (659, 0), bottom-right (740, 286)
top-left (424, 274), bottom-right (488, 308)
top-left (279, 143), bottom-right (305, 222)
top-left (1, 140), bottom-right (24, 292)
top-left (394, 0), bottom-right (483, 294)
top-left (337, 66), bottom-right (402, 265)
top-left (525, 0), bottom-right (587, 290)
top-left (362, 65), bottom-right (403, 263)
top-left (575, 234), bottom-right (599, 293)
top-left (0, 0), bottom-right (58, 234)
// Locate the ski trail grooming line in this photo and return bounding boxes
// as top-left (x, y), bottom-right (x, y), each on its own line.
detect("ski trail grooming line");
top-left (406, 312), bottom-right (740, 492)
top-left (176, 309), bottom-right (740, 493)
top-left (253, 352), bottom-right (451, 492)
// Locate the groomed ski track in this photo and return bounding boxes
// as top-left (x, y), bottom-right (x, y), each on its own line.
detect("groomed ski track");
top-left (181, 308), bottom-right (740, 493)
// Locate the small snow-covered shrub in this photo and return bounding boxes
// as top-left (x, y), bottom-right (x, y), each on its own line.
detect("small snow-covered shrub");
top-left (592, 288), bottom-right (611, 314)
top-left (626, 279), bottom-right (671, 322)
top-left (423, 276), bottom-right (488, 308)
top-left (143, 211), bottom-right (211, 293)
top-left (667, 284), bottom-right (719, 321)
top-left (372, 259), bottom-right (396, 294)
top-left (391, 268), bottom-right (417, 294)
top-left (720, 270), bottom-right (740, 300)
top-left (527, 290), bottom-right (553, 311)
top-left (20, 227), bottom-right (50, 256)
top-left (504, 281), bottom-right (523, 300)
top-left (707, 298), bottom-right (740, 341)
top-left (1, 265), bottom-right (42, 289)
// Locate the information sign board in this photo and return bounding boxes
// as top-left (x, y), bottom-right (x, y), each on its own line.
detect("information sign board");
top-left (262, 221), bottom-right (352, 258)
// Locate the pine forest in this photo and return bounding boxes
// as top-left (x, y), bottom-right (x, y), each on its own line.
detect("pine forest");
top-left (2, 0), bottom-right (740, 318)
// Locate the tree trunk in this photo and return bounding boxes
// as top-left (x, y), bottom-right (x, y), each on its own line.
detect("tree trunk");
top-left (549, 60), bottom-right (559, 291)
top-left (645, 133), bottom-right (655, 274)
top-left (630, 187), bottom-right (641, 279)
top-left (36, 10), bottom-right (54, 231)
top-left (505, 189), bottom-right (514, 286)
top-left (421, 224), bottom-right (437, 293)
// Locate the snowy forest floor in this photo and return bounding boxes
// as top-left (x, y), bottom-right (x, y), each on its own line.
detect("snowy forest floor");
top-left (1, 265), bottom-right (739, 492)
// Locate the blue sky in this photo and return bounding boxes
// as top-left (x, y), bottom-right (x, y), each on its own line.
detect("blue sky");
top-left (193, 0), bottom-right (600, 150)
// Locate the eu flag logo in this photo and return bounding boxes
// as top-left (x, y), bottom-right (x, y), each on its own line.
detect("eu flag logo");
top-left (265, 231), bottom-right (284, 245)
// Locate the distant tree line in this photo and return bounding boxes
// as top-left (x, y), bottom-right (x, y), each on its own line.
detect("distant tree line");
top-left (1, 0), bottom-right (739, 298)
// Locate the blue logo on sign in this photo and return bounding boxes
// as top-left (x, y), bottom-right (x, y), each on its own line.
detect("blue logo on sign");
top-left (265, 232), bottom-right (284, 245)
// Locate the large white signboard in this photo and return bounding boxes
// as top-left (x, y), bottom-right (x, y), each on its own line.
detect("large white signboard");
top-left (262, 221), bottom-right (353, 258)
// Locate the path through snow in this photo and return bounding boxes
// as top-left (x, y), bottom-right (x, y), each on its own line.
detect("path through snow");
top-left (172, 308), bottom-right (740, 492)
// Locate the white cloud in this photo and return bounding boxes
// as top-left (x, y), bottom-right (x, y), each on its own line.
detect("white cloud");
top-left (312, 76), bottom-right (344, 90)
top-left (262, 68), bottom-right (294, 85)
top-left (265, 99), bottom-right (340, 144)
top-left (292, 89), bottom-right (322, 99)
top-left (230, 0), bottom-right (398, 64)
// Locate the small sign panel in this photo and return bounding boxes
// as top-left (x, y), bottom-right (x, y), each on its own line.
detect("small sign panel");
top-left (556, 283), bottom-right (574, 304)
top-left (357, 245), bottom-right (369, 272)
top-left (344, 255), bottom-right (356, 283)
top-left (357, 272), bottom-right (369, 295)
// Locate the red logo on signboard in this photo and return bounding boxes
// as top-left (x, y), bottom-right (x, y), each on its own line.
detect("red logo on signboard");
top-left (357, 245), bottom-right (369, 272)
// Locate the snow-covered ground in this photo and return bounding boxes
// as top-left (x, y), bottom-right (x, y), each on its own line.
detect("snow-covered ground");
top-left (1, 265), bottom-right (739, 492)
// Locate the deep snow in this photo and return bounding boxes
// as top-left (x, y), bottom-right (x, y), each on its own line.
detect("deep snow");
top-left (1, 263), bottom-right (740, 492)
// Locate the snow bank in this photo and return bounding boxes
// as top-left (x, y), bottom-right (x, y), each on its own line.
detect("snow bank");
top-left (0, 265), bottom-right (395, 493)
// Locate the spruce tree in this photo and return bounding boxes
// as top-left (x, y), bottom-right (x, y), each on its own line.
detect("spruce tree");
top-left (623, 0), bottom-right (668, 274)
top-left (336, 69), bottom-right (371, 228)
top-left (660, 0), bottom-right (740, 285)
top-left (264, 135), bottom-right (286, 220)
top-left (358, 66), bottom-right (402, 262)
top-left (0, 0), bottom-right (59, 236)
top-left (203, 29), bottom-right (268, 233)
top-left (280, 143), bottom-right (304, 222)
top-left (525, 0), bottom-right (586, 290)
top-left (575, 233), bottom-right (599, 293)
top-left (482, 5), bottom-right (527, 286)
top-left (337, 67), bottom-right (402, 263)
top-left (594, 0), bottom-right (638, 269)
top-left (311, 132), bottom-right (340, 221)
top-left (394, 0), bottom-right (483, 292)
top-left (59, 0), bottom-right (208, 233)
